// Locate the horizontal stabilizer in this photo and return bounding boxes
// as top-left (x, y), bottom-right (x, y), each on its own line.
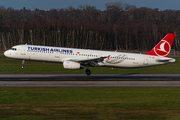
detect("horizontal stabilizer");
top-left (156, 58), bottom-right (176, 63)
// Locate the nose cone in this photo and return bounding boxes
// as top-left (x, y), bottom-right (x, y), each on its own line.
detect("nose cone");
top-left (4, 51), bottom-right (8, 57)
top-left (4, 50), bottom-right (10, 57)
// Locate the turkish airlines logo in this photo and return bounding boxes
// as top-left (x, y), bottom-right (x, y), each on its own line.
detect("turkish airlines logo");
top-left (154, 40), bottom-right (171, 57)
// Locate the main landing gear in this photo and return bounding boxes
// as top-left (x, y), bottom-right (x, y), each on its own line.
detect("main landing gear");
top-left (21, 60), bottom-right (25, 69)
top-left (85, 69), bottom-right (91, 76)
top-left (85, 66), bottom-right (91, 76)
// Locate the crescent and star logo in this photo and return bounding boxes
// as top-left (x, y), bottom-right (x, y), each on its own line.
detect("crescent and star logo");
top-left (154, 40), bottom-right (171, 57)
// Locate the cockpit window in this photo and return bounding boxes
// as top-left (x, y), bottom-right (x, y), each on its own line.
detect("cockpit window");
top-left (10, 48), bottom-right (17, 51)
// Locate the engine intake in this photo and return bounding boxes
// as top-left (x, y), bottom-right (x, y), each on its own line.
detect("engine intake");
top-left (63, 61), bottom-right (83, 69)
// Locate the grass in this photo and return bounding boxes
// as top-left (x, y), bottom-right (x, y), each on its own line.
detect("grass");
top-left (0, 55), bottom-right (180, 73)
top-left (0, 88), bottom-right (180, 120)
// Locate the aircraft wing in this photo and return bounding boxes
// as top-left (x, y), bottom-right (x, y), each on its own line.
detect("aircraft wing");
top-left (69, 56), bottom-right (108, 67)
top-left (70, 57), bottom-right (104, 62)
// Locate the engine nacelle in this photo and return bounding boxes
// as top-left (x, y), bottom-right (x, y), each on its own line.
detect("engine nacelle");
top-left (63, 61), bottom-right (83, 69)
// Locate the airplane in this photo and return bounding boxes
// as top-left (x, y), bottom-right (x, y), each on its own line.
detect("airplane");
top-left (4, 33), bottom-right (176, 75)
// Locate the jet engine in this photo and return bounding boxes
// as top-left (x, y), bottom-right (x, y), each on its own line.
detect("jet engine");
top-left (63, 61), bottom-right (83, 69)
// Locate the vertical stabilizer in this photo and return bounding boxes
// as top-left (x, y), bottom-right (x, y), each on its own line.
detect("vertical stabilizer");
top-left (145, 33), bottom-right (175, 57)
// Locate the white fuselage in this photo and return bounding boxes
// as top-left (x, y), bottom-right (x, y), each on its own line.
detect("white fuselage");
top-left (4, 45), bottom-right (176, 68)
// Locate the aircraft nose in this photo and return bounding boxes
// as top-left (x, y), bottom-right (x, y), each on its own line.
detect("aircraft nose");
top-left (4, 50), bottom-right (10, 57)
top-left (4, 51), bottom-right (7, 56)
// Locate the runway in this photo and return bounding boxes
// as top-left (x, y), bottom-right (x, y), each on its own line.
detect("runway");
top-left (0, 73), bottom-right (180, 87)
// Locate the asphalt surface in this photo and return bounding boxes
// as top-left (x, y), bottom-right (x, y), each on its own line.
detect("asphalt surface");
top-left (0, 73), bottom-right (180, 87)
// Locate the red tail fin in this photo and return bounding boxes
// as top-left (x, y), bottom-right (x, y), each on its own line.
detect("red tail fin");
top-left (145, 33), bottom-right (175, 57)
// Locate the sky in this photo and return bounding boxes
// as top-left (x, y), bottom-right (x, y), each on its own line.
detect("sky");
top-left (1, 0), bottom-right (180, 10)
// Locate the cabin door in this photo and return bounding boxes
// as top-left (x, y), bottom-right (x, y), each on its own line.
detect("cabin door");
top-left (21, 46), bottom-right (26, 55)
top-left (55, 52), bottom-right (60, 58)
top-left (143, 56), bottom-right (148, 65)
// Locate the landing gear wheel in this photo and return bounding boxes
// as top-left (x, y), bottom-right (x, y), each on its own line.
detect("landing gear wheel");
top-left (21, 65), bottom-right (24, 69)
top-left (85, 69), bottom-right (91, 76)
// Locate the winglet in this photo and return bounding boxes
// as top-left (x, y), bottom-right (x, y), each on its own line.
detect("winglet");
top-left (145, 33), bottom-right (175, 57)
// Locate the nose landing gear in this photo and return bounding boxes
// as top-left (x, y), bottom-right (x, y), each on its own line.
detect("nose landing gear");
top-left (21, 60), bottom-right (25, 69)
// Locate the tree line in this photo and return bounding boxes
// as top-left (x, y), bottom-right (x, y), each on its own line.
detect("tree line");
top-left (0, 2), bottom-right (180, 52)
